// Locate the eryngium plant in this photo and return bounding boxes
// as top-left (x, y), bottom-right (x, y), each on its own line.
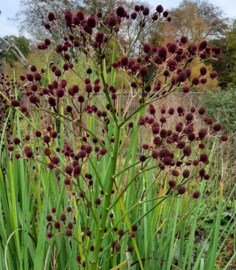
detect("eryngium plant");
top-left (1, 4), bottom-right (228, 270)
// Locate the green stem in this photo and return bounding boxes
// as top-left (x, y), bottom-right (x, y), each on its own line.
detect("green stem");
top-left (118, 71), bottom-right (125, 120)
top-left (90, 125), bottom-right (120, 269)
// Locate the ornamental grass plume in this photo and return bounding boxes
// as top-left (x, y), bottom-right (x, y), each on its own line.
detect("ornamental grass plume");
top-left (0, 3), bottom-right (229, 270)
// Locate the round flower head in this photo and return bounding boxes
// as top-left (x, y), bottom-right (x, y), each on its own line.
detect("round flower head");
top-left (200, 66), bottom-right (207, 76)
top-left (114, 243), bottom-right (121, 251)
top-left (116, 6), bottom-right (125, 17)
top-left (198, 107), bottom-right (206, 115)
top-left (182, 170), bottom-right (190, 178)
top-left (139, 65), bottom-right (148, 77)
top-left (143, 43), bottom-right (151, 53)
top-left (152, 150), bottom-right (158, 159)
top-left (44, 148), bottom-right (51, 156)
top-left (7, 145), bottom-right (14, 152)
top-left (131, 12), bottom-right (137, 19)
top-left (106, 13), bottom-right (118, 27)
top-left (178, 186), bottom-right (186, 195)
top-left (46, 215), bottom-right (52, 222)
top-left (213, 123), bottom-right (222, 132)
top-left (143, 7), bottom-right (149, 16)
top-left (47, 232), bottom-right (53, 238)
top-left (73, 165), bottom-right (81, 177)
top-left (198, 143), bottom-right (205, 149)
top-left (180, 36), bottom-right (188, 44)
top-left (13, 137), bottom-right (20, 145)
top-left (15, 153), bottom-right (21, 159)
top-left (95, 198), bottom-right (101, 206)
top-left (168, 43), bottom-right (177, 54)
top-left (182, 86), bottom-right (190, 93)
top-left (51, 156), bottom-right (60, 165)
top-left (192, 191), bottom-right (200, 199)
top-left (198, 129), bottom-right (207, 139)
top-left (221, 135), bottom-right (228, 141)
top-left (199, 168), bottom-right (205, 178)
top-left (156, 5), bottom-right (164, 13)
top-left (65, 165), bottom-right (73, 175)
top-left (198, 40), bottom-right (208, 51)
top-left (163, 11), bottom-right (168, 17)
top-left (30, 65), bottom-right (37, 72)
top-left (169, 180), bottom-right (176, 188)
top-left (200, 153), bottom-right (208, 163)
top-left (210, 72), bottom-right (218, 79)
top-left (121, 56), bottom-right (128, 66)
top-left (64, 178), bottom-right (71, 186)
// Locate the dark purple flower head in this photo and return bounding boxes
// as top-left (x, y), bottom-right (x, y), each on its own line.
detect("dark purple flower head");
top-left (143, 7), bottom-right (149, 16)
top-left (87, 15), bottom-right (97, 28)
top-left (178, 186), bottom-right (186, 194)
top-left (200, 67), bottom-right (207, 76)
top-left (13, 137), bottom-right (20, 145)
top-left (99, 149), bottom-right (107, 156)
top-left (199, 168), bottom-right (205, 177)
top-left (26, 73), bottom-right (34, 81)
top-left (60, 213), bottom-right (67, 222)
top-left (51, 156), bottom-right (60, 165)
top-left (169, 180), bottom-right (176, 188)
top-left (182, 86), bottom-right (190, 93)
top-left (121, 56), bottom-right (129, 66)
top-left (152, 150), bottom-right (158, 159)
top-left (188, 44), bottom-right (197, 55)
top-left (48, 12), bottom-right (55, 21)
top-left (221, 135), bottom-right (228, 141)
top-left (198, 40), bottom-right (208, 51)
top-left (200, 153), bottom-right (208, 163)
top-left (114, 243), bottom-right (121, 251)
top-left (180, 36), bottom-right (188, 44)
top-left (134, 5), bottom-right (140, 12)
top-left (56, 88), bottom-right (65, 98)
top-left (163, 11), bottom-right (169, 17)
top-left (44, 148), bottom-right (51, 156)
top-left (192, 77), bottom-right (200, 86)
top-left (177, 71), bottom-right (187, 83)
top-left (199, 143), bottom-right (205, 149)
top-left (183, 146), bottom-right (191, 156)
top-left (73, 165), bottom-right (81, 177)
top-left (54, 69), bottom-right (61, 77)
top-left (131, 12), bottom-right (137, 19)
top-left (177, 141), bottom-right (186, 149)
top-left (127, 246), bottom-right (134, 253)
top-left (95, 198), bottom-right (101, 206)
top-left (213, 123), bottom-right (222, 132)
top-left (193, 191), bottom-right (200, 199)
top-left (198, 107), bottom-right (206, 115)
top-left (106, 13), bottom-right (118, 27)
top-left (163, 156), bottom-right (172, 166)
top-left (139, 65), bottom-right (148, 77)
top-left (168, 43), bottom-right (177, 54)
top-left (198, 129), bottom-right (207, 139)
top-left (7, 145), bottom-right (14, 152)
top-left (143, 43), bottom-right (151, 54)
top-left (156, 5), bottom-right (164, 13)
top-left (116, 6), bottom-right (125, 17)
top-left (210, 72), bottom-right (218, 79)
top-left (30, 65), bottom-right (37, 72)
top-left (158, 47), bottom-right (167, 59)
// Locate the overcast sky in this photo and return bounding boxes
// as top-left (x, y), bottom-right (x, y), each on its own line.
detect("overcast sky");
top-left (0, 0), bottom-right (236, 38)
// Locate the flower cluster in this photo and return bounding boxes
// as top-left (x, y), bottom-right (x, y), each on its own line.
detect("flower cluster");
top-left (138, 105), bottom-right (228, 198)
top-left (2, 3), bottom-right (227, 268)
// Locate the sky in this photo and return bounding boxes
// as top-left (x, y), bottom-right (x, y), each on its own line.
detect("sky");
top-left (1, 0), bottom-right (236, 38)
